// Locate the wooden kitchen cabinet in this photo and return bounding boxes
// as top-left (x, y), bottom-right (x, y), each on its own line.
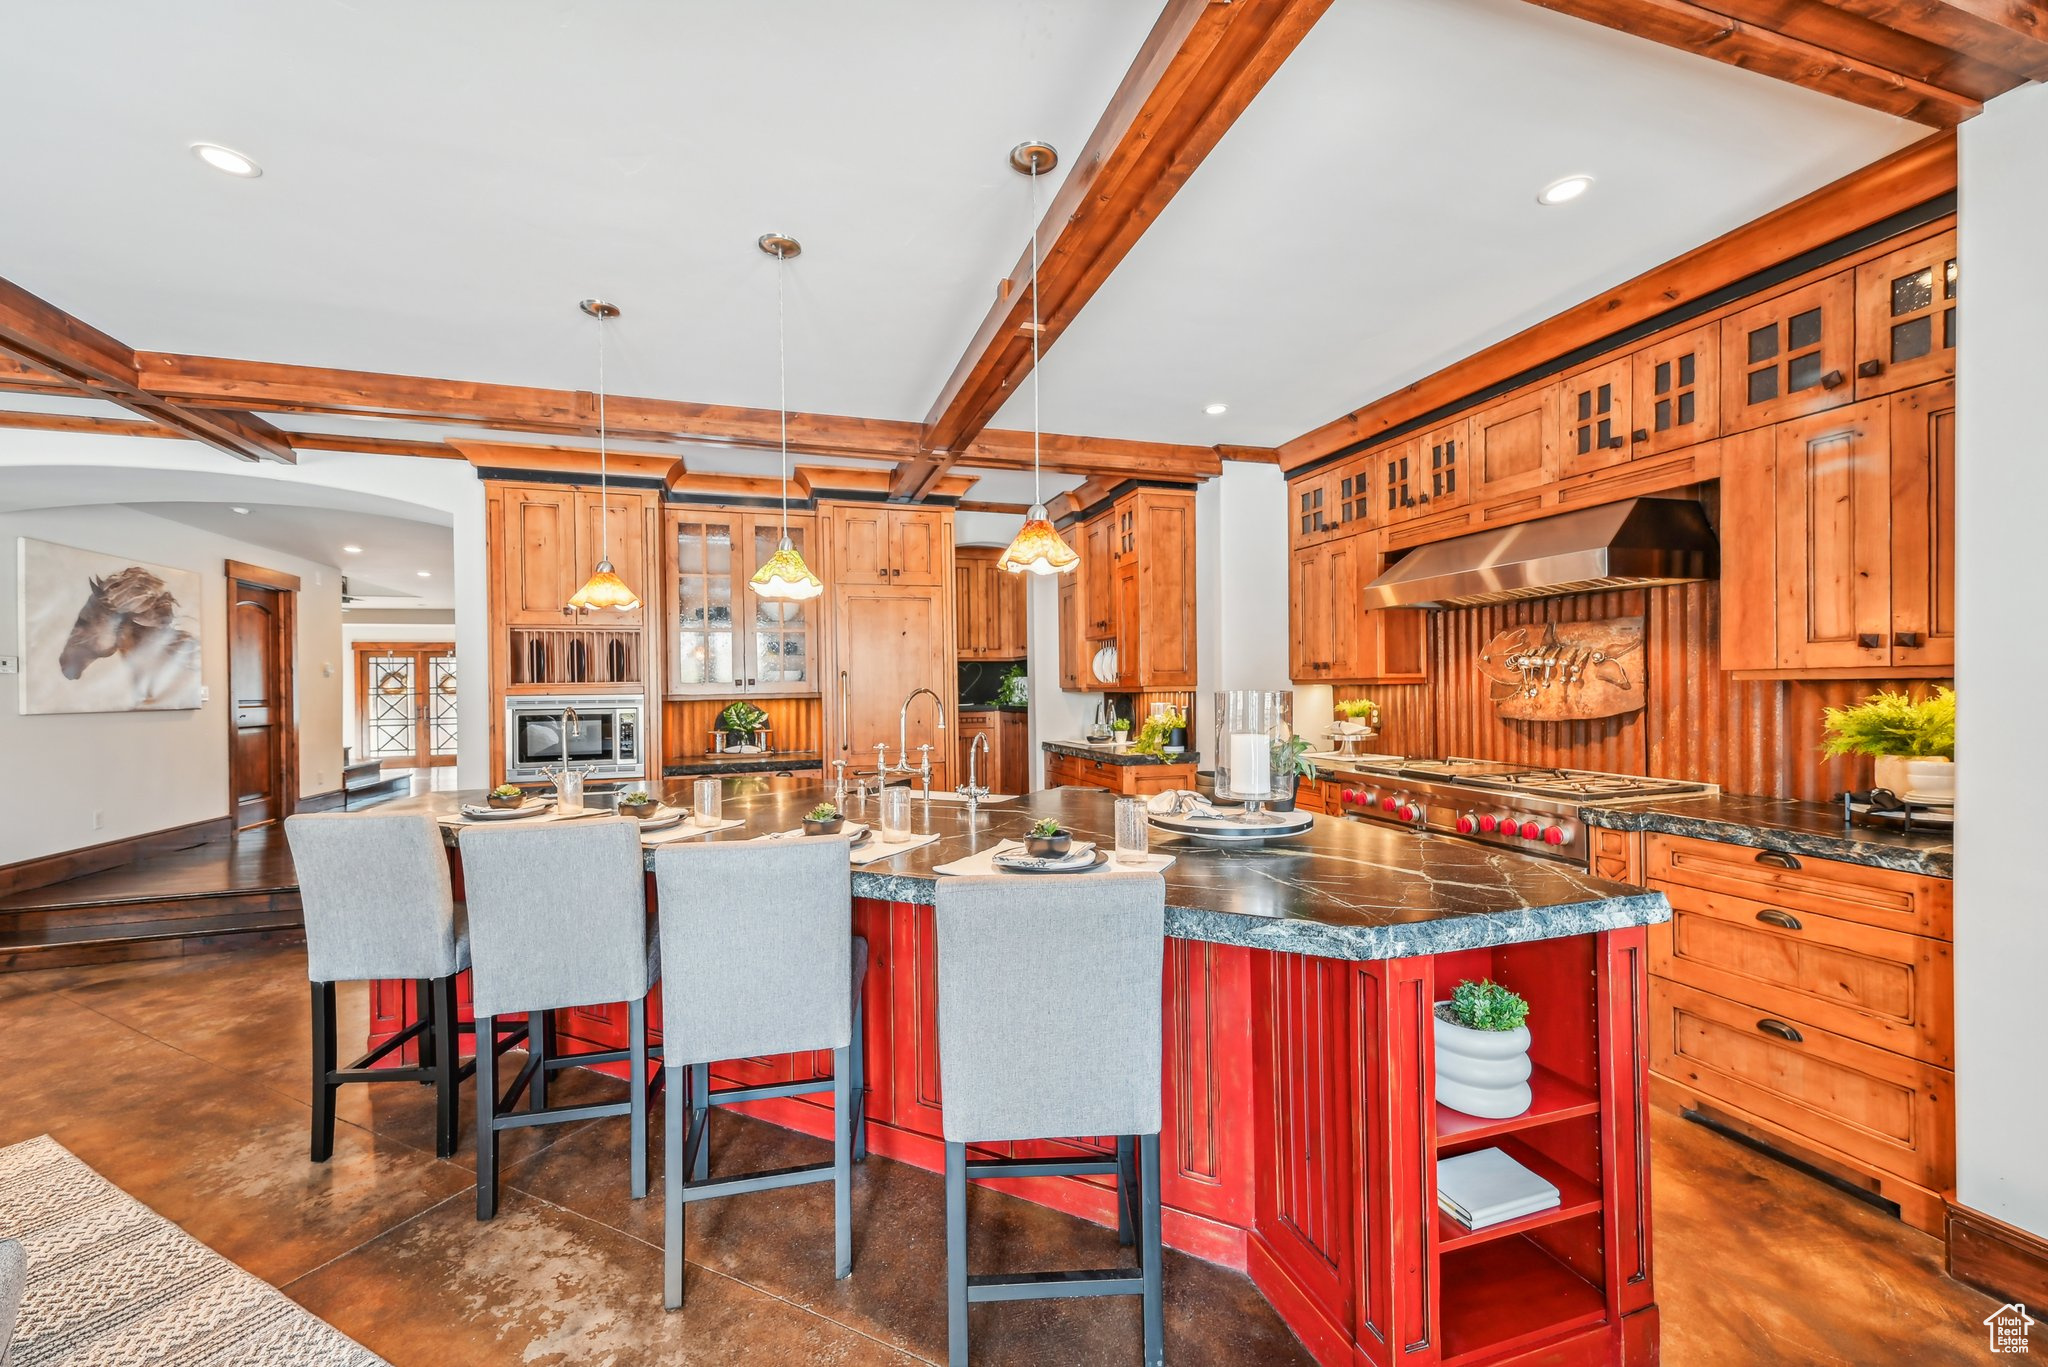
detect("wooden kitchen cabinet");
top-left (1630, 322), bottom-right (1720, 458)
top-left (1556, 355), bottom-right (1633, 479)
top-left (828, 504), bottom-right (946, 587)
top-left (1291, 531), bottom-right (1426, 685)
top-left (1045, 749), bottom-right (1195, 795)
top-left (959, 709), bottom-right (1030, 794)
top-left (953, 547), bottom-right (1026, 660)
top-left (1469, 387), bottom-right (1556, 500)
top-left (1774, 399), bottom-right (1894, 672)
top-left (1720, 274), bottom-right (1855, 433)
top-left (498, 483), bottom-right (657, 628)
top-left (666, 509), bottom-right (819, 697)
top-left (1376, 418), bottom-right (1468, 524)
top-left (1061, 489), bottom-right (1198, 692)
top-left (820, 503), bottom-right (955, 788)
top-left (1888, 381), bottom-right (1956, 671)
top-left (1083, 514), bottom-right (1115, 638)
top-left (1854, 229), bottom-right (1956, 399)
top-left (1057, 573), bottom-right (1083, 690)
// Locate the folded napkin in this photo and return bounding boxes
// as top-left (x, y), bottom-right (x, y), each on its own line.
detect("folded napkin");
top-left (1146, 789), bottom-right (1221, 818)
top-left (751, 823), bottom-right (871, 844)
top-left (849, 831), bottom-right (942, 865)
top-left (642, 817), bottom-right (745, 845)
top-left (933, 840), bottom-right (1175, 877)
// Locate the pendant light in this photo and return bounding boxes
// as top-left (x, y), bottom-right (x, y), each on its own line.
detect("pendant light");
top-left (748, 232), bottom-right (824, 601)
top-left (997, 140), bottom-right (1079, 577)
top-left (566, 298), bottom-right (642, 613)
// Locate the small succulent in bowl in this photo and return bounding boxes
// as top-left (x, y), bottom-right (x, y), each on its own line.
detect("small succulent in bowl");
top-left (487, 783), bottom-right (526, 810)
top-left (1026, 817), bottom-right (1072, 858)
top-left (615, 790), bottom-right (658, 818)
top-left (804, 802), bottom-right (845, 836)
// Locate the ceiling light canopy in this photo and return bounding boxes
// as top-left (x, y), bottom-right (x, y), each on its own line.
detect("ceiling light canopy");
top-left (999, 140), bottom-right (1078, 579)
top-left (566, 298), bottom-right (642, 614)
top-left (230, 506), bottom-right (249, 514)
top-left (416, 571), bottom-right (432, 578)
top-left (748, 233), bottom-right (824, 603)
top-left (342, 545), bottom-right (362, 554)
top-left (191, 143), bottom-right (261, 178)
top-left (1538, 175), bottom-right (1594, 206)
top-left (1204, 402), bottom-right (1229, 416)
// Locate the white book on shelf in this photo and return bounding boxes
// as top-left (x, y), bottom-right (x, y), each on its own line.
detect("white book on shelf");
top-left (1436, 1147), bottom-right (1561, 1230)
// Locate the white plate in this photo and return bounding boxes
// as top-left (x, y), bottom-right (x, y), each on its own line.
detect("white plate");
top-left (1902, 791), bottom-right (1955, 808)
top-left (460, 801), bottom-right (556, 821)
top-left (994, 846), bottom-right (1106, 874)
top-left (635, 808), bottom-right (688, 832)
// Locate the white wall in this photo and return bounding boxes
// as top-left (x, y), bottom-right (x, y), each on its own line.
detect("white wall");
top-left (0, 504), bottom-right (344, 864)
top-left (1955, 82), bottom-right (2048, 1239)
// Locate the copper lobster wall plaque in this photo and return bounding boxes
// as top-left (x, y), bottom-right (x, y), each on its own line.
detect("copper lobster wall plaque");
top-left (1477, 617), bottom-right (1645, 721)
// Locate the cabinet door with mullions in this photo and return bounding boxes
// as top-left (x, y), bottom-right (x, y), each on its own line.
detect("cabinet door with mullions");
top-left (1856, 230), bottom-right (1957, 399)
top-left (1557, 357), bottom-right (1632, 478)
top-left (1631, 323), bottom-right (1720, 458)
top-left (1722, 274), bottom-right (1854, 433)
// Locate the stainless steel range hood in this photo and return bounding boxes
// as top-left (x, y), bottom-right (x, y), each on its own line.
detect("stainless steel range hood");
top-left (1359, 497), bottom-right (1718, 609)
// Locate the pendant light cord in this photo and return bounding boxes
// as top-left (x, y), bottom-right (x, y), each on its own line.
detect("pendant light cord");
top-left (1029, 155), bottom-right (1042, 506)
top-left (778, 245), bottom-right (790, 540)
top-left (597, 307), bottom-right (609, 560)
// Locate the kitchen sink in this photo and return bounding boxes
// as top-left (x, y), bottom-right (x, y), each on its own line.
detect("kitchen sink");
top-left (919, 791), bottom-right (1020, 805)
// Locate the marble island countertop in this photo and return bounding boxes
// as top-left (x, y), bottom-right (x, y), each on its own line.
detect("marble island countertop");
top-left (1581, 793), bottom-right (1952, 878)
top-left (393, 781), bottom-right (1666, 962)
top-left (1041, 739), bottom-right (1199, 767)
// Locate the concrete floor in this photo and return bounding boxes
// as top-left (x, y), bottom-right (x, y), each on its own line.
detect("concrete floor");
top-left (0, 946), bottom-right (2001, 1365)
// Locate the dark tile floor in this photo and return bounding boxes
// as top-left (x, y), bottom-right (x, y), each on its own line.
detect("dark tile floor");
top-left (0, 945), bottom-right (2001, 1365)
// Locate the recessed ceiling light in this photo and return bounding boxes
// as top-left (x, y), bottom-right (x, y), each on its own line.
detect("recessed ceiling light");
top-left (342, 545), bottom-right (362, 554)
top-left (416, 571), bottom-right (432, 578)
top-left (1204, 403), bottom-right (1229, 416)
top-left (191, 143), bottom-right (262, 178)
top-left (230, 506), bottom-right (249, 514)
top-left (1537, 175), bottom-right (1594, 206)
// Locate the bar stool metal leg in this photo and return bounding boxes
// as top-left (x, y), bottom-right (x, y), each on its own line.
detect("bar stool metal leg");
top-left (310, 982), bottom-right (338, 1163)
top-left (476, 1012), bottom-right (499, 1220)
top-left (663, 1062), bottom-right (688, 1310)
top-left (1116, 1135), bottom-right (1137, 1247)
top-left (530, 1010), bottom-right (551, 1111)
top-left (690, 1063), bottom-right (710, 1183)
top-left (1140, 1133), bottom-right (1163, 1367)
top-left (433, 974), bottom-right (461, 1158)
top-left (946, 1142), bottom-right (970, 1367)
top-left (629, 997), bottom-right (650, 1199)
top-left (833, 1041), bottom-right (853, 1279)
top-left (851, 990), bottom-right (868, 1163)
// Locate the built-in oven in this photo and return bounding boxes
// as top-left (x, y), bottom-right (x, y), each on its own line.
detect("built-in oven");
top-left (504, 695), bottom-right (645, 782)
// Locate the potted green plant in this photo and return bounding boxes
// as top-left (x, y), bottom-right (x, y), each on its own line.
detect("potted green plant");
top-left (804, 802), bottom-right (845, 836)
top-left (1433, 979), bottom-right (1533, 1119)
top-left (615, 789), bottom-right (658, 818)
top-left (1026, 817), bottom-right (1072, 858)
top-left (1821, 686), bottom-right (1955, 799)
top-left (1335, 698), bottom-right (1378, 724)
top-left (996, 664), bottom-right (1029, 708)
top-left (715, 700), bottom-right (771, 752)
top-left (1268, 736), bottom-right (1319, 812)
top-left (487, 783), bottom-right (526, 810)
top-left (1111, 717), bottom-right (1132, 746)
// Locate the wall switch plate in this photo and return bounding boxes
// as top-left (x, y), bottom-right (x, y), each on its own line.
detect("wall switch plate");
top-left (0, 655), bottom-right (16, 674)
top-left (199, 685), bottom-right (211, 704)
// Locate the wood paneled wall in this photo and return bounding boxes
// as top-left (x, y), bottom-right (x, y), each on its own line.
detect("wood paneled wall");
top-left (1350, 582), bottom-right (1943, 802)
top-left (663, 698), bottom-right (823, 762)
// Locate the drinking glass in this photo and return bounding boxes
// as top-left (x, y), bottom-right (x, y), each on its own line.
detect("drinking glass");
top-left (879, 786), bottom-right (912, 843)
top-left (692, 778), bottom-right (722, 827)
top-left (554, 768), bottom-right (585, 814)
top-left (1115, 797), bottom-right (1150, 865)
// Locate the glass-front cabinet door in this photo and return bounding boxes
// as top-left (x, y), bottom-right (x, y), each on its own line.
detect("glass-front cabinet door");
top-left (1855, 229), bottom-right (1956, 398)
top-left (1719, 274), bottom-right (1854, 433)
top-left (667, 510), bottom-right (819, 698)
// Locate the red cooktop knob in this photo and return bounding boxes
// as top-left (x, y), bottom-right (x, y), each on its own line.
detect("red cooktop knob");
top-left (1399, 804), bottom-right (1418, 822)
top-left (1382, 795), bottom-right (1399, 812)
top-left (1341, 788), bottom-right (1356, 805)
top-left (1519, 820), bottom-right (1542, 840)
top-left (1456, 814), bottom-right (1476, 834)
top-left (1543, 825), bottom-right (1567, 845)
top-left (1476, 814), bottom-right (1498, 833)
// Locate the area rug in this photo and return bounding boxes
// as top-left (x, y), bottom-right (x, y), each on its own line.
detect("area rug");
top-left (0, 1135), bottom-right (386, 1365)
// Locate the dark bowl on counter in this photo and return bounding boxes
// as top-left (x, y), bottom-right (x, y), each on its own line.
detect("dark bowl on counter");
top-left (615, 793), bottom-right (658, 818)
top-left (1026, 829), bottom-right (1073, 858)
top-left (804, 815), bottom-right (846, 836)
top-left (486, 790), bottom-right (526, 810)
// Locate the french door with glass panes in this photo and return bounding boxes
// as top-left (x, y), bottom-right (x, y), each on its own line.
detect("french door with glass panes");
top-left (667, 510), bottom-right (819, 697)
top-left (353, 643), bottom-right (458, 768)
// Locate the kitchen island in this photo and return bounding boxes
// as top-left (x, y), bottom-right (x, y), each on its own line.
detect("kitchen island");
top-left (370, 781), bottom-right (1668, 1366)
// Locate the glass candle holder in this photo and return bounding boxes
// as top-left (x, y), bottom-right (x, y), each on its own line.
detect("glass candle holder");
top-left (692, 778), bottom-right (723, 827)
top-left (1214, 690), bottom-right (1292, 802)
top-left (879, 786), bottom-right (912, 842)
top-left (1115, 797), bottom-right (1150, 865)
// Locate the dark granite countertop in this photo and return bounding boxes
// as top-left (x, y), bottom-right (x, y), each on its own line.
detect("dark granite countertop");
top-left (394, 782), bottom-right (1665, 962)
top-left (1042, 739), bottom-right (1199, 767)
top-left (664, 751), bottom-right (824, 777)
top-left (1581, 794), bottom-right (1952, 879)
top-left (957, 704), bottom-right (1029, 713)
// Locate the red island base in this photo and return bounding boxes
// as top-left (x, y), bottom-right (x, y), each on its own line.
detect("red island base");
top-left (371, 897), bottom-right (1657, 1367)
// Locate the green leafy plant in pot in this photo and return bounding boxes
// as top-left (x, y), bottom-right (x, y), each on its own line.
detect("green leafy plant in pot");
top-left (1433, 980), bottom-right (1533, 1119)
top-left (1026, 817), bottom-right (1072, 858)
top-left (1821, 686), bottom-right (1955, 801)
top-left (804, 802), bottom-right (845, 836)
top-left (487, 783), bottom-right (526, 810)
top-left (615, 789), bottom-right (657, 818)
top-left (716, 700), bottom-right (770, 751)
top-left (1267, 736), bottom-right (1319, 812)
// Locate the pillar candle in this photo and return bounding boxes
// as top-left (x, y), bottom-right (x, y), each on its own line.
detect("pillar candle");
top-left (1228, 732), bottom-right (1271, 798)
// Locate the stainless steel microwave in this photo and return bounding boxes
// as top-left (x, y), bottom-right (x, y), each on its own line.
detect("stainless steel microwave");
top-left (504, 695), bottom-right (645, 782)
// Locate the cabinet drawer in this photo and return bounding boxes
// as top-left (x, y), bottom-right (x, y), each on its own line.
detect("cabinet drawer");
top-left (1649, 884), bottom-right (1951, 1065)
top-left (1652, 978), bottom-right (1952, 1189)
top-left (1645, 834), bottom-right (1949, 939)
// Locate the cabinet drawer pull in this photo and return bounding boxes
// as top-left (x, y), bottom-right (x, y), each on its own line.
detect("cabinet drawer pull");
top-left (1756, 1018), bottom-right (1804, 1044)
top-left (1821, 369), bottom-right (1847, 390)
top-left (1755, 908), bottom-right (1803, 931)
top-left (1857, 633), bottom-right (1884, 649)
top-left (1894, 631), bottom-right (1923, 648)
top-left (1754, 850), bottom-right (1802, 871)
top-left (1632, 428), bottom-right (1649, 443)
top-left (1858, 359), bottom-right (1884, 379)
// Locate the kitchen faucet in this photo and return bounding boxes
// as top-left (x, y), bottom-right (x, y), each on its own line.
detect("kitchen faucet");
top-left (874, 687), bottom-right (947, 799)
top-left (958, 731), bottom-right (991, 816)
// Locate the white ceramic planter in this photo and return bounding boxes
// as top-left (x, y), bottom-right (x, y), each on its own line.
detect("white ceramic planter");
top-left (1434, 1004), bottom-right (1533, 1119)
top-left (1872, 754), bottom-right (1955, 801)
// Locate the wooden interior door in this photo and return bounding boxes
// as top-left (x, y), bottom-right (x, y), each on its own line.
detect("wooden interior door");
top-left (227, 562), bottom-right (298, 829)
top-left (354, 643), bottom-right (459, 769)
top-left (1774, 399), bottom-right (1893, 671)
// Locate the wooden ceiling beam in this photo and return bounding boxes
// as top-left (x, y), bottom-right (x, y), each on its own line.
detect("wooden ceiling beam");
top-left (1277, 130), bottom-right (1957, 471)
top-left (0, 278), bottom-right (295, 463)
top-left (1833, 0), bottom-right (2048, 81)
top-left (892, 0), bottom-right (1334, 501)
top-left (1521, 0), bottom-right (1979, 124)
top-left (1704, 0), bottom-right (2028, 98)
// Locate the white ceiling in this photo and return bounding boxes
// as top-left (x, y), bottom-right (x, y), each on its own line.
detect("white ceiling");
top-left (0, 0), bottom-right (1921, 454)
top-left (993, 0), bottom-right (1924, 445)
top-left (133, 502), bottom-right (455, 609)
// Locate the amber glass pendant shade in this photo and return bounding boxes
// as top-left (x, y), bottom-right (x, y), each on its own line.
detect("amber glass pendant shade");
top-left (748, 537), bottom-right (823, 601)
top-left (567, 560), bottom-right (641, 612)
top-left (998, 506), bottom-right (1079, 576)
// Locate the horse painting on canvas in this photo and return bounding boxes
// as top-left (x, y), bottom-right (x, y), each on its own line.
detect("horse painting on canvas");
top-left (17, 538), bottom-right (203, 714)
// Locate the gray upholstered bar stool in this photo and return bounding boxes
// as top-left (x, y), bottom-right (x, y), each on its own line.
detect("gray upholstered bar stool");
top-left (934, 871), bottom-right (1168, 1367)
top-left (286, 810), bottom-right (485, 1160)
top-left (651, 836), bottom-right (868, 1311)
top-left (459, 816), bottom-right (662, 1220)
